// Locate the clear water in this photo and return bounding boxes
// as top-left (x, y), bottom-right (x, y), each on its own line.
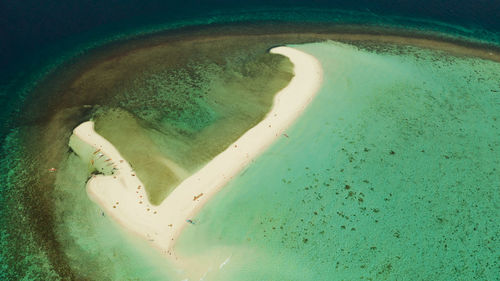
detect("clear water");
top-left (2, 16), bottom-right (499, 278)
top-left (90, 40), bottom-right (293, 204)
top-left (52, 153), bottom-right (175, 280)
top-left (175, 41), bottom-right (500, 280)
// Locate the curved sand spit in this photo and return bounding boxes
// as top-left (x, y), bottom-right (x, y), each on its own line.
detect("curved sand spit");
top-left (71, 46), bottom-right (323, 259)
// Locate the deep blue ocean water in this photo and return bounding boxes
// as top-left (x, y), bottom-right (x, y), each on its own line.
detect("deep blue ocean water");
top-left (2, 1), bottom-right (500, 133)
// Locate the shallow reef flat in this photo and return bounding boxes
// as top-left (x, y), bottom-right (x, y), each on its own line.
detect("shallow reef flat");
top-left (89, 38), bottom-right (295, 204)
top-left (176, 41), bottom-right (499, 280)
top-left (1, 23), bottom-right (499, 280)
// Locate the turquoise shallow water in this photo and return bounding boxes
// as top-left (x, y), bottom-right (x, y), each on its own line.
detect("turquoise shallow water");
top-left (2, 4), bottom-right (500, 278)
top-left (175, 42), bottom-right (500, 280)
top-left (52, 153), bottom-right (175, 280)
top-left (1, 24), bottom-right (499, 279)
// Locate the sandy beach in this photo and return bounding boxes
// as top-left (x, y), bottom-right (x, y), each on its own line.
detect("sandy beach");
top-left (71, 46), bottom-right (323, 261)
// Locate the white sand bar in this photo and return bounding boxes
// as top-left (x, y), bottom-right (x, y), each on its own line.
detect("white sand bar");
top-left (71, 46), bottom-right (323, 259)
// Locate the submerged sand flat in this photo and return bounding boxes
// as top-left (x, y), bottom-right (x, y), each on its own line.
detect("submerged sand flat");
top-left (88, 39), bottom-right (295, 205)
top-left (174, 42), bottom-right (500, 280)
top-left (70, 47), bottom-right (323, 263)
top-left (4, 22), bottom-right (499, 279)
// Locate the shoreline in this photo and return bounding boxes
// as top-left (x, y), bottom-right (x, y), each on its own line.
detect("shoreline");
top-left (71, 46), bottom-right (323, 261)
top-left (22, 25), bottom-right (500, 131)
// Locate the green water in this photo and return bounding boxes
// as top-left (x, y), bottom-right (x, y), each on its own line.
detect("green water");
top-left (175, 42), bottom-right (500, 280)
top-left (91, 41), bottom-right (293, 204)
top-left (2, 28), bottom-right (499, 278)
top-left (35, 36), bottom-right (294, 279)
top-left (52, 153), bottom-right (175, 280)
